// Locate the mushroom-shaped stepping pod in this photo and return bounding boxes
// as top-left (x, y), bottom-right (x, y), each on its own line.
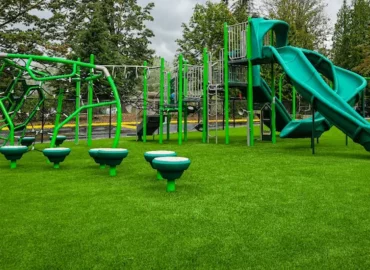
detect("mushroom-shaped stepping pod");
top-left (96, 148), bottom-right (129, 176)
top-left (152, 157), bottom-right (191, 192)
top-left (50, 135), bottom-right (67, 147)
top-left (43, 147), bottom-right (71, 169)
top-left (19, 137), bottom-right (35, 148)
top-left (0, 145), bottom-right (28, 169)
top-left (144, 150), bottom-right (177, 180)
top-left (88, 148), bottom-right (113, 169)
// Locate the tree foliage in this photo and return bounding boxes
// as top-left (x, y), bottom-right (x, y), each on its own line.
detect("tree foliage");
top-left (332, 0), bottom-right (370, 77)
top-left (261, 0), bottom-right (331, 54)
top-left (176, 1), bottom-right (236, 64)
top-left (0, 0), bottom-right (49, 54)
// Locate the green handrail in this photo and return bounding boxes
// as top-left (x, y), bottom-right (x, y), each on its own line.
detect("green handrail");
top-left (26, 58), bottom-right (78, 81)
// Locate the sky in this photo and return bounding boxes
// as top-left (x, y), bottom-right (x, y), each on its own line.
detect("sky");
top-left (137, 0), bottom-right (343, 61)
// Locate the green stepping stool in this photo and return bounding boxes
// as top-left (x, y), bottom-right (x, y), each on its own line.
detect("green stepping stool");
top-left (0, 145), bottom-right (28, 169)
top-left (144, 150), bottom-right (177, 180)
top-left (50, 135), bottom-right (67, 147)
top-left (43, 147), bottom-right (71, 169)
top-left (88, 148), bottom-right (114, 169)
top-left (96, 148), bottom-right (129, 176)
top-left (19, 136), bottom-right (35, 148)
top-left (152, 157), bottom-right (191, 192)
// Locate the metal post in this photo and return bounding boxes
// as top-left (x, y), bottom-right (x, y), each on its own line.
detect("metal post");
top-left (279, 73), bottom-right (285, 100)
top-left (247, 18), bottom-right (254, 146)
top-left (41, 100), bottom-right (45, 143)
top-left (75, 58), bottom-right (81, 145)
top-left (178, 55), bottom-right (183, 145)
top-left (159, 58), bottom-right (165, 144)
top-left (87, 54), bottom-right (94, 146)
top-left (362, 89), bottom-right (366, 118)
top-left (233, 99), bottom-right (236, 128)
top-left (50, 90), bottom-right (64, 147)
top-left (167, 72), bottom-right (171, 141)
top-left (270, 30), bottom-right (276, 144)
top-left (143, 61), bottom-right (148, 142)
top-left (292, 85), bottom-right (296, 120)
top-left (109, 103), bottom-right (112, 139)
top-left (202, 48), bottom-right (208, 143)
top-left (224, 22), bottom-right (230, 144)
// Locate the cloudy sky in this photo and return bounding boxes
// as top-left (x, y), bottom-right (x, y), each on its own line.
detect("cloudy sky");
top-left (137, 0), bottom-right (343, 61)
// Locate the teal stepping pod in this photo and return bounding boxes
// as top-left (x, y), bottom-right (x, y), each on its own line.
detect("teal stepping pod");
top-left (152, 157), bottom-right (191, 192)
top-left (96, 148), bottom-right (129, 176)
top-left (0, 145), bottom-right (28, 169)
top-left (19, 137), bottom-right (35, 148)
top-left (43, 147), bottom-right (71, 169)
top-left (144, 150), bottom-right (177, 180)
top-left (50, 135), bottom-right (67, 147)
top-left (88, 148), bottom-right (113, 169)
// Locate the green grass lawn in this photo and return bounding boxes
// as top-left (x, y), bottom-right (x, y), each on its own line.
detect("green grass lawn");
top-left (1, 127), bottom-right (370, 269)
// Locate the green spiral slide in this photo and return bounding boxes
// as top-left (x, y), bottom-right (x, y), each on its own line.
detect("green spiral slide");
top-left (250, 18), bottom-right (370, 151)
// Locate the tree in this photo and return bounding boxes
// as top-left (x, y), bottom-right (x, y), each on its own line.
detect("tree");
top-left (261, 0), bottom-right (331, 53)
top-left (332, 0), bottom-right (351, 68)
top-left (176, 1), bottom-right (237, 64)
top-left (348, 0), bottom-right (370, 70)
top-left (45, 0), bottom-right (156, 97)
top-left (0, 0), bottom-right (48, 54)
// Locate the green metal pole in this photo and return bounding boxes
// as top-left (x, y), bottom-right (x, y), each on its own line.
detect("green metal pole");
top-left (224, 22), bottom-right (230, 144)
top-left (247, 18), bottom-right (254, 146)
top-left (178, 55), bottom-right (183, 145)
top-left (167, 72), bottom-right (171, 141)
top-left (107, 76), bottom-right (122, 148)
top-left (279, 73), bottom-right (285, 100)
top-left (75, 58), bottom-right (81, 145)
top-left (159, 58), bottom-right (165, 144)
top-left (292, 85), bottom-right (296, 120)
top-left (0, 101), bottom-right (14, 145)
top-left (184, 61), bottom-right (188, 142)
top-left (51, 90), bottom-right (64, 147)
top-left (143, 61), bottom-right (148, 142)
top-left (202, 48), bottom-right (208, 143)
top-left (270, 31), bottom-right (276, 144)
top-left (87, 54), bottom-right (94, 146)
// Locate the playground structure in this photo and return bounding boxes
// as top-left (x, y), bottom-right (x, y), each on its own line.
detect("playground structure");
top-left (0, 53), bottom-right (122, 149)
top-left (0, 17), bottom-right (369, 155)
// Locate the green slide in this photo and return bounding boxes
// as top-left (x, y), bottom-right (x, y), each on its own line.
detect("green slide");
top-left (249, 17), bottom-right (369, 149)
top-left (267, 46), bottom-right (370, 151)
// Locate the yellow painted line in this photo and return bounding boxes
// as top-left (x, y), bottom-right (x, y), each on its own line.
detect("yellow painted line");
top-left (13, 118), bottom-right (259, 130)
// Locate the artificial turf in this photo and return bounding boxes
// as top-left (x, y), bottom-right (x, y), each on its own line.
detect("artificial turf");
top-left (1, 127), bottom-right (370, 269)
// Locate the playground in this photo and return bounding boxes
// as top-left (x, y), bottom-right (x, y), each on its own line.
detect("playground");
top-left (1, 6), bottom-right (370, 269)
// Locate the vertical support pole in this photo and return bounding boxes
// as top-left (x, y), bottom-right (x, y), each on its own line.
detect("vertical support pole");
top-left (107, 76), bottom-right (122, 148)
top-left (75, 58), bottom-right (81, 145)
top-left (247, 18), bottom-right (254, 146)
top-left (178, 55), bottom-right (183, 145)
top-left (311, 99), bottom-right (315, 155)
top-left (109, 103), bottom-right (112, 139)
top-left (143, 61), bottom-right (148, 143)
top-left (233, 99), bottom-right (236, 128)
top-left (159, 58), bottom-right (165, 144)
top-left (183, 61), bottom-right (188, 142)
top-left (51, 90), bottom-right (64, 147)
top-left (0, 101), bottom-right (14, 145)
top-left (202, 48), bottom-right (208, 143)
top-left (167, 72), bottom-right (171, 141)
top-left (270, 30), bottom-right (276, 144)
top-left (41, 100), bottom-right (45, 143)
top-left (224, 23), bottom-right (230, 144)
top-left (87, 54), bottom-right (94, 146)
top-left (292, 85), bottom-right (296, 120)
top-left (279, 73), bottom-right (284, 100)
